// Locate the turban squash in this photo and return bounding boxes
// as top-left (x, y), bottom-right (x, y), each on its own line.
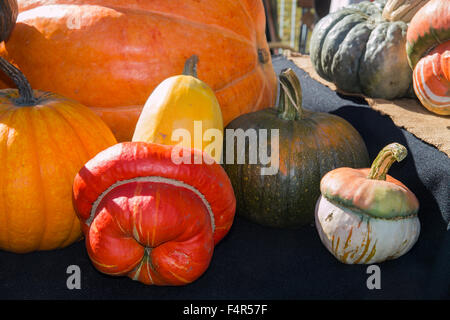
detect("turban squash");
top-left (309, 0), bottom-right (414, 99)
top-left (0, 55), bottom-right (117, 253)
top-left (406, 0), bottom-right (450, 115)
top-left (315, 143), bottom-right (420, 264)
top-left (223, 69), bottom-right (369, 228)
top-left (0, 0), bottom-right (278, 142)
top-left (72, 142), bottom-right (236, 285)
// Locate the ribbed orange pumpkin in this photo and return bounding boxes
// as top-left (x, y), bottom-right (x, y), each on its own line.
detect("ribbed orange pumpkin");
top-left (0, 57), bottom-right (117, 253)
top-left (0, 0), bottom-right (278, 141)
top-left (412, 42), bottom-right (450, 115)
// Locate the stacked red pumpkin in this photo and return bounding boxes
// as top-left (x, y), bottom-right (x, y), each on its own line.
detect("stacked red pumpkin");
top-left (0, 0), bottom-right (278, 141)
top-left (0, 0), bottom-right (118, 253)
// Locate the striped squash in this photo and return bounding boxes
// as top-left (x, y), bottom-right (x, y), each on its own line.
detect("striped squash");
top-left (309, 0), bottom-right (414, 100)
top-left (382, 0), bottom-right (429, 23)
top-left (413, 42), bottom-right (450, 115)
top-left (72, 142), bottom-right (236, 285)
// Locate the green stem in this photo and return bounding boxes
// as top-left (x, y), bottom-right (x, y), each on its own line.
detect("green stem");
top-left (367, 143), bottom-right (407, 180)
top-left (182, 55), bottom-right (198, 78)
top-left (278, 68), bottom-right (303, 120)
top-left (0, 56), bottom-right (37, 105)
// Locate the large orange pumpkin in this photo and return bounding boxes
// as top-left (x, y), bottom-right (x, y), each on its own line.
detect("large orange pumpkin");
top-left (0, 0), bottom-right (278, 141)
top-left (0, 56), bottom-right (117, 253)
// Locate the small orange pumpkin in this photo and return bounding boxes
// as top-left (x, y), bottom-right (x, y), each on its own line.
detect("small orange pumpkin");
top-left (0, 57), bottom-right (117, 253)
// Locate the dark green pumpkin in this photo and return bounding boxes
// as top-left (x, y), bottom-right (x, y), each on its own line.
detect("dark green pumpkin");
top-left (222, 69), bottom-right (370, 228)
top-left (309, 0), bottom-right (414, 99)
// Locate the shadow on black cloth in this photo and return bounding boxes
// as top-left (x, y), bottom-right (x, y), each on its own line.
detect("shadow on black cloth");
top-left (0, 56), bottom-right (448, 300)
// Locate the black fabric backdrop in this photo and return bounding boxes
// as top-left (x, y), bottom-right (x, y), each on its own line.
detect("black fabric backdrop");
top-left (0, 56), bottom-right (448, 300)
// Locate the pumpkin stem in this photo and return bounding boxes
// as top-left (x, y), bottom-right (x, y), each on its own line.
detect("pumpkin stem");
top-left (0, 56), bottom-right (37, 105)
top-left (367, 143), bottom-right (407, 180)
top-left (278, 68), bottom-right (303, 120)
top-left (182, 55), bottom-right (199, 78)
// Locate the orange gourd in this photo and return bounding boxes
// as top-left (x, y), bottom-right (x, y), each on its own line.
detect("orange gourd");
top-left (0, 0), bottom-right (278, 141)
top-left (412, 42), bottom-right (450, 115)
top-left (0, 56), bottom-right (117, 253)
